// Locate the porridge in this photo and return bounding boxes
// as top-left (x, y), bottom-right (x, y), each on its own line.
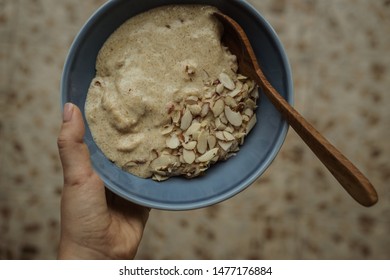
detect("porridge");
top-left (85, 5), bottom-right (258, 181)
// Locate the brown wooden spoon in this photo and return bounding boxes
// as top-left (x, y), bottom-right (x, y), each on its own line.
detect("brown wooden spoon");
top-left (214, 12), bottom-right (378, 207)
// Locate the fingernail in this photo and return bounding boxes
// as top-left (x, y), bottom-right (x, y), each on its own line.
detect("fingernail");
top-left (63, 103), bottom-right (74, 122)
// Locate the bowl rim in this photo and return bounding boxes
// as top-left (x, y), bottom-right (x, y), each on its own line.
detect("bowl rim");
top-left (60, 0), bottom-right (294, 210)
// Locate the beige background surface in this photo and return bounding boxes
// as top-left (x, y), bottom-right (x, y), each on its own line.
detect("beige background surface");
top-left (0, 0), bottom-right (389, 259)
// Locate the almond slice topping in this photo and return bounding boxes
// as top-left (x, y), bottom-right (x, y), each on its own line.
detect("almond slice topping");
top-left (207, 135), bottom-right (217, 149)
top-left (197, 148), bottom-right (219, 162)
top-left (200, 103), bottom-right (210, 117)
top-left (183, 149), bottom-right (196, 164)
top-left (224, 106), bottom-right (242, 127)
top-left (182, 141), bottom-right (197, 150)
top-left (223, 131), bottom-right (235, 141)
top-left (244, 108), bottom-right (254, 117)
top-left (172, 110), bottom-right (181, 124)
top-left (219, 141), bottom-right (233, 151)
top-left (166, 134), bottom-right (180, 149)
top-left (185, 122), bottom-right (201, 136)
top-left (216, 83), bottom-right (224, 94)
top-left (219, 73), bottom-right (235, 90)
top-left (180, 109), bottom-right (193, 130)
top-left (228, 81), bottom-right (243, 97)
top-left (211, 99), bottom-right (224, 117)
top-left (161, 125), bottom-right (174, 135)
top-left (215, 131), bottom-right (226, 141)
top-left (246, 114), bottom-right (257, 134)
top-left (197, 131), bottom-right (208, 154)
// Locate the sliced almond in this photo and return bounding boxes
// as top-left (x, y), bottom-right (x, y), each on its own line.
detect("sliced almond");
top-left (161, 149), bottom-right (172, 155)
top-left (161, 125), bottom-right (174, 135)
top-left (183, 149), bottom-right (196, 164)
top-left (225, 106), bottom-right (243, 127)
top-left (205, 98), bottom-right (214, 109)
top-left (155, 170), bottom-right (167, 176)
top-left (244, 108), bottom-right (254, 117)
top-left (245, 99), bottom-right (257, 110)
top-left (200, 103), bottom-right (210, 117)
top-left (172, 110), bottom-right (181, 124)
top-left (214, 118), bottom-right (226, 130)
top-left (240, 89), bottom-right (249, 100)
top-left (219, 141), bottom-right (233, 151)
top-left (216, 83), bottom-right (224, 94)
top-left (150, 154), bottom-right (178, 171)
top-left (246, 114), bottom-right (257, 134)
top-left (242, 83), bottom-right (249, 92)
top-left (242, 115), bottom-right (250, 122)
top-left (192, 130), bottom-right (200, 141)
top-left (219, 113), bottom-right (228, 124)
top-left (182, 141), bottom-right (197, 150)
top-left (152, 174), bottom-right (169, 182)
top-left (207, 135), bottom-right (217, 149)
top-left (251, 89), bottom-right (259, 99)
top-left (204, 90), bottom-right (213, 99)
top-left (180, 109), bottom-right (193, 130)
top-left (234, 132), bottom-right (246, 139)
top-left (224, 126), bottom-right (234, 133)
top-left (200, 120), bottom-right (209, 128)
top-left (185, 122), bottom-right (201, 136)
top-left (219, 72), bottom-right (235, 90)
top-left (211, 155), bottom-right (219, 163)
top-left (183, 133), bottom-right (190, 143)
top-left (228, 81), bottom-right (243, 97)
top-left (228, 88), bottom-right (241, 98)
top-left (186, 95), bottom-right (199, 104)
top-left (248, 82), bottom-right (256, 94)
top-left (166, 134), bottom-right (180, 149)
top-left (211, 99), bottom-right (224, 117)
top-left (197, 148), bottom-right (219, 162)
top-left (224, 96), bottom-right (237, 108)
top-left (223, 131), bottom-right (235, 141)
top-left (215, 131), bottom-right (226, 140)
top-left (188, 104), bottom-right (202, 116)
top-left (237, 74), bottom-right (248, 80)
top-left (197, 131), bottom-right (208, 154)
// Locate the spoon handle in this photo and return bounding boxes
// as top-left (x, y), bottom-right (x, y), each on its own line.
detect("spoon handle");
top-left (255, 69), bottom-right (378, 206)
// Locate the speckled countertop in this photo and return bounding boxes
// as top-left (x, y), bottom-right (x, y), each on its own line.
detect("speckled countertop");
top-left (0, 0), bottom-right (389, 259)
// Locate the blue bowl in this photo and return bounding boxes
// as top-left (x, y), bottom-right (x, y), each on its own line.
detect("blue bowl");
top-left (61, 0), bottom-right (293, 210)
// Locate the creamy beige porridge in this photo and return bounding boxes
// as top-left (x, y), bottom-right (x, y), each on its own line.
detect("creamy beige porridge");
top-left (85, 5), bottom-right (258, 181)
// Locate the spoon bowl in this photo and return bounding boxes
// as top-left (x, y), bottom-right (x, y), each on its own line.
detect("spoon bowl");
top-left (214, 12), bottom-right (378, 207)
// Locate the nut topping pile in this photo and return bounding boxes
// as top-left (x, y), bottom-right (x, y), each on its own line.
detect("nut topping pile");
top-left (150, 72), bottom-right (258, 181)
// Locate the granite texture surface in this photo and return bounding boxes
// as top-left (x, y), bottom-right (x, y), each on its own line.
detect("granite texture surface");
top-left (0, 0), bottom-right (389, 259)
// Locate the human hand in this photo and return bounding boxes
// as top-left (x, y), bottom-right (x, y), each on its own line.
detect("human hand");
top-left (57, 103), bottom-right (149, 259)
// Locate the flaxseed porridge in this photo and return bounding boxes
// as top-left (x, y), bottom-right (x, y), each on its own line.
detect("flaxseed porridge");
top-left (85, 5), bottom-right (259, 181)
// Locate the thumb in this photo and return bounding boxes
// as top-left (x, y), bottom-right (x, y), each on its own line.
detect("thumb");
top-left (57, 103), bottom-right (96, 187)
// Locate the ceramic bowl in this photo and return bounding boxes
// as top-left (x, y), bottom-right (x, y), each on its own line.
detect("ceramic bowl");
top-left (61, 0), bottom-right (293, 210)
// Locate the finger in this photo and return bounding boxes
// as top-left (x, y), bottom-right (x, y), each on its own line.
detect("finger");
top-left (57, 103), bottom-right (95, 187)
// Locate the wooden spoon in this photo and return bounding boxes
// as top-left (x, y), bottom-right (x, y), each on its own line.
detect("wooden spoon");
top-left (214, 12), bottom-right (378, 207)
